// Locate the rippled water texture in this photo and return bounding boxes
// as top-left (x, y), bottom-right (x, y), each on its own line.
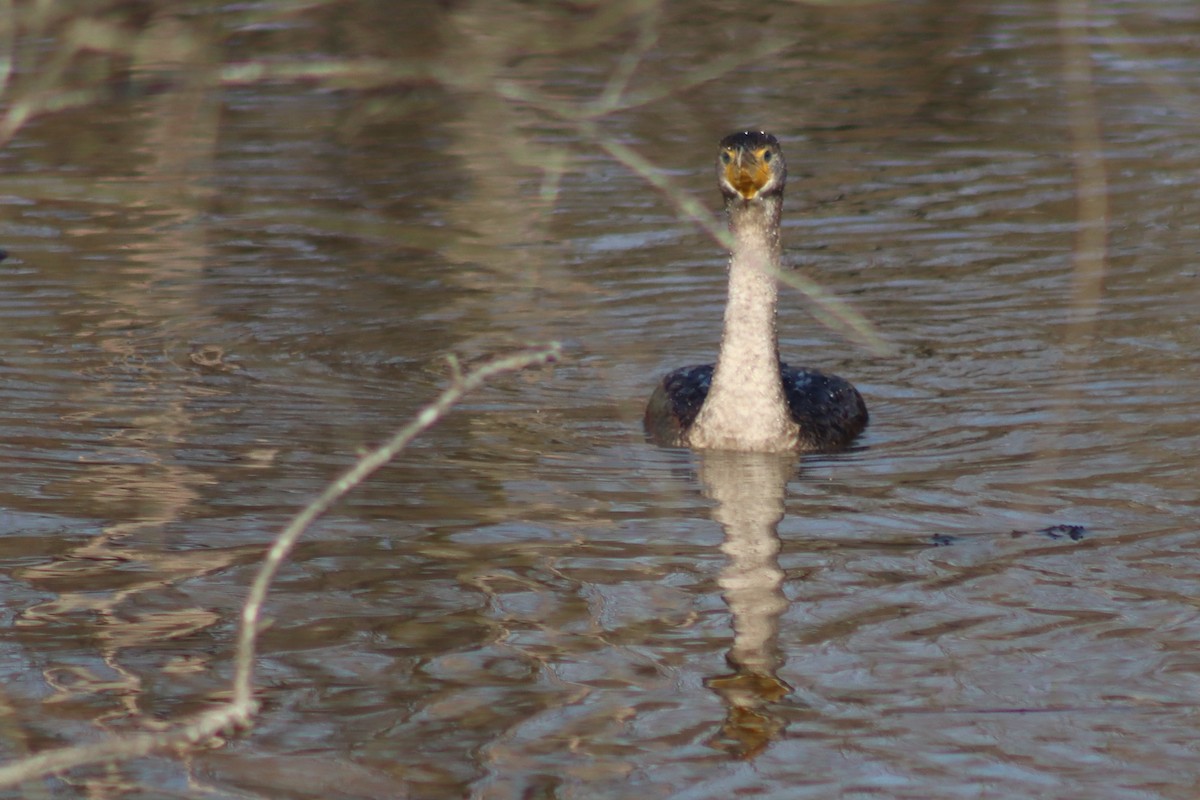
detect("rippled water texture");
top-left (1, 0), bottom-right (1198, 797)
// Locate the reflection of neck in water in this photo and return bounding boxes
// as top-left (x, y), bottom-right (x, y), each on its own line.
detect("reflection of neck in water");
top-left (698, 451), bottom-right (794, 760)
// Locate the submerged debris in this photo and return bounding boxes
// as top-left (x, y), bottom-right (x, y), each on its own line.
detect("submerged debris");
top-left (1012, 524), bottom-right (1088, 541)
top-left (929, 524), bottom-right (1088, 547)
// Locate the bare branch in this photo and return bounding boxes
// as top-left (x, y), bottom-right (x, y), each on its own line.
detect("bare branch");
top-left (229, 342), bottom-right (560, 711)
top-left (591, 131), bottom-right (891, 355)
top-left (0, 342), bottom-right (561, 790)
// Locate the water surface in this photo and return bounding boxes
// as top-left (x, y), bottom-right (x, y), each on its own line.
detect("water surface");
top-left (1, 0), bottom-right (1198, 797)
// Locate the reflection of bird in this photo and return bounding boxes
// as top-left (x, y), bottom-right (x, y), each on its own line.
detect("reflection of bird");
top-left (698, 451), bottom-right (795, 760)
top-left (644, 131), bottom-right (868, 452)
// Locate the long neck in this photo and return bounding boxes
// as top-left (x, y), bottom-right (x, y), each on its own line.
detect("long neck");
top-left (719, 200), bottom-right (783, 384)
top-left (688, 196), bottom-right (797, 451)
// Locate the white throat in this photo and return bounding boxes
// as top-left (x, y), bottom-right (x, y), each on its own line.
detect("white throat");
top-left (687, 198), bottom-right (798, 452)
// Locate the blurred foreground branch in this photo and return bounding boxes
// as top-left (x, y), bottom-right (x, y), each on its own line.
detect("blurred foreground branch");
top-left (0, 0), bottom-right (884, 351)
top-left (592, 130), bottom-right (890, 355)
top-left (0, 342), bottom-right (560, 790)
top-left (489, 11), bottom-right (889, 354)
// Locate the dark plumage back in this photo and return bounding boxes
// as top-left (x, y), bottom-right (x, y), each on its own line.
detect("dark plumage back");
top-left (644, 363), bottom-right (867, 451)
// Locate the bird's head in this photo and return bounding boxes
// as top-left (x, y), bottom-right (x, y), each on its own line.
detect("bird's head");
top-left (717, 131), bottom-right (786, 202)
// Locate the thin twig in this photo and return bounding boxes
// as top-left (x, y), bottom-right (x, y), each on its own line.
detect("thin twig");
top-left (495, 31), bottom-right (799, 122)
top-left (229, 342), bottom-right (560, 710)
top-left (0, 342), bottom-right (560, 790)
top-left (593, 4), bottom-right (661, 112)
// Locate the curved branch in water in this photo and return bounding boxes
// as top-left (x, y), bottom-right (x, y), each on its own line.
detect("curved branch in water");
top-left (0, 341), bottom-right (561, 790)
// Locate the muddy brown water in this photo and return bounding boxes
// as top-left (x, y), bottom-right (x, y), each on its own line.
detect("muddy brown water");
top-left (0, 1), bottom-right (1198, 797)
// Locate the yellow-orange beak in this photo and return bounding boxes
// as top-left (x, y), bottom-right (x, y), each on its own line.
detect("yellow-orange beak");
top-left (722, 147), bottom-right (773, 199)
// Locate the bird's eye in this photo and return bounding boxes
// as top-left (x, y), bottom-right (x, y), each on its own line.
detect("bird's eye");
top-left (762, 150), bottom-right (773, 163)
top-left (720, 151), bottom-right (732, 164)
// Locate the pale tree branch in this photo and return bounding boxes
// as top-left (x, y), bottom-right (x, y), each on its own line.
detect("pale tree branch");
top-left (0, 342), bottom-right (560, 790)
top-left (591, 129), bottom-right (891, 355)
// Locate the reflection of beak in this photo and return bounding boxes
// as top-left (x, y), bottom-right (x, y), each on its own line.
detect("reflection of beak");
top-left (724, 152), bottom-right (770, 199)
